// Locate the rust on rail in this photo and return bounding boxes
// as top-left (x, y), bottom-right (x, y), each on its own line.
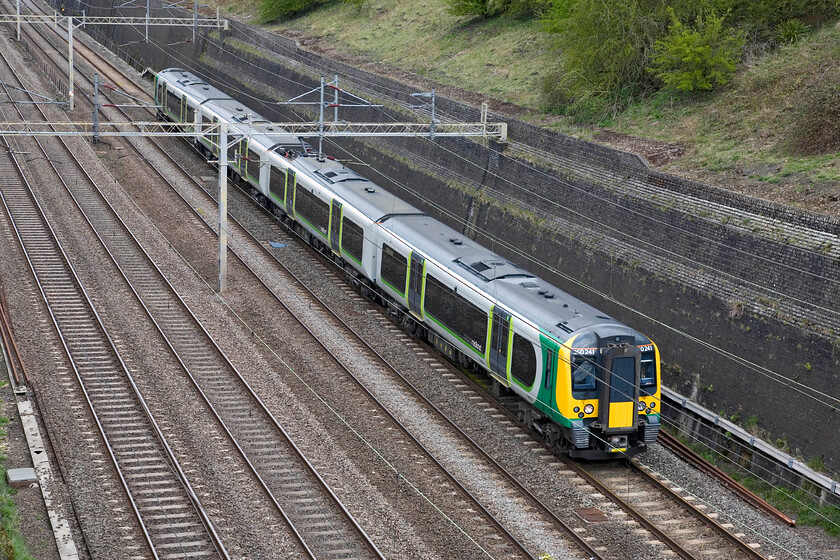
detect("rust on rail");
top-left (658, 430), bottom-right (797, 527)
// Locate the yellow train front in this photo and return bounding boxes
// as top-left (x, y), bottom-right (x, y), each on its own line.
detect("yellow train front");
top-left (520, 326), bottom-right (661, 460)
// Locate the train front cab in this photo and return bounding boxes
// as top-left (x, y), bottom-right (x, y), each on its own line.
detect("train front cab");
top-left (559, 331), bottom-right (661, 459)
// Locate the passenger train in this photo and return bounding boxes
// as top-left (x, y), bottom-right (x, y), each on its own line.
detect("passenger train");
top-left (154, 68), bottom-right (661, 458)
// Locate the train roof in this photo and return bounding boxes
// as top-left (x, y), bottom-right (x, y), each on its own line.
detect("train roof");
top-left (158, 68), bottom-right (302, 151)
top-left (293, 157), bottom-right (421, 220)
top-left (157, 68), bottom-right (648, 346)
top-left (383, 215), bottom-right (632, 342)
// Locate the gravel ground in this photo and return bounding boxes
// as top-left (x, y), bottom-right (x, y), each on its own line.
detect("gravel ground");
top-left (0, 12), bottom-right (838, 560)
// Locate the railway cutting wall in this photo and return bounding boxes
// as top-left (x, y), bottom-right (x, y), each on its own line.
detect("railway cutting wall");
top-left (56, 1), bottom-right (840, 471)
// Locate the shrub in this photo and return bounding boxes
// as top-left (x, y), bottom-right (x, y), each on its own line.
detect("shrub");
top-left (444, 0), bottom-right (497, 17)
top-left (650, 9), bottom-right (745, 92)
top-left (775, 18), bottom-right (810, 43)
top-left (445, 0), bottom-right (547, 18)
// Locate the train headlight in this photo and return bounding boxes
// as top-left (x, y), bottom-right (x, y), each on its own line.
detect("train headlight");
top-left (573, 407), bottom-right (580, 413)
top-left (583, 404), bottom-right (594, 415)
top-left (650, 402), bottom-right (656, 408)
top-left (637, 401), bottom-right (646, 411)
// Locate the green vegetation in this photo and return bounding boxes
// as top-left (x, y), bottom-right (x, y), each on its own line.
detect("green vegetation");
top-left (650, 10), bottom-right (745, 93)
top-left (737, 479), bottom-right (840, 537)
top-left (198, 0), bottom-right (840, 214)
top-left (0, 393), bottom-right (34, 560)
top-left (677, 430), bottom-right (840, 537)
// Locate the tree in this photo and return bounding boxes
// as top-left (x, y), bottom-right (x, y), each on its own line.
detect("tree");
top-left (541, 0), bottom-right (673, 100)
top-left (650, 9), bottom-right (745, 92)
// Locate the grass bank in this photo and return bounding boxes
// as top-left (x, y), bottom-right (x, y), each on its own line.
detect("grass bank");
top-left (0, 377), bottom-right (34, 560)
top-left (208, 0), bottom-right (840, 216)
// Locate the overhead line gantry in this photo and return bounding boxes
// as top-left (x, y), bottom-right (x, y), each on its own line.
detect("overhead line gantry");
top-left (0, 10), bottom-right (228, 109)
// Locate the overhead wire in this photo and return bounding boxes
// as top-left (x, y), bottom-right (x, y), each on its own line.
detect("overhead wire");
top-left (131, 18), bottom-right (840, 324)
top-left (11, 2), bottom-right (835, 553)
top-left (101, 15), bottom-right (840, 425)
top-left (141, 20), bottom-right (840, 545)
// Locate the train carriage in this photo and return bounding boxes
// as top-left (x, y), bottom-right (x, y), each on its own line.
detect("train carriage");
top-left (154, 68), bottom-right (661, 458)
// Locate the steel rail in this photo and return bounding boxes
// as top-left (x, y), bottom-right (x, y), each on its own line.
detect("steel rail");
top-left (628, 460), bottom-right (768, 560)
top-left (0, 46), bottom-right (229, 560)
top-left (657, 430), bottom-right (796, 527)
top-left (0, 289), bottom-right (25, 387)
top-left (8, 14), bottom-right (386, 558)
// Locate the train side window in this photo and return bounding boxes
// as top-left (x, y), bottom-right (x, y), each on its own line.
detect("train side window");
top-left (425, 274), bottom-right (487, 355)
top-left (156, 82), bottom-right (163, 106)
top-left (510, 333), bottom-right (537, 388)
top-left (269, 166), bottom-right (286, 203)
top-left (295, 187), bottom-right (329, 235)
top-left (380, 243), bottom-right (407, 296)
top-left (185, 104), bottom-right (196, 124)
top-left (166, 90), bottom-right (181, 118)
top-left (341, 217), bottom-right (364, 264)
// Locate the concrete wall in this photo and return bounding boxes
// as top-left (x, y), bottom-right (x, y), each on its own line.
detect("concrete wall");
top-left (59, 1), bottom-right (840, 471)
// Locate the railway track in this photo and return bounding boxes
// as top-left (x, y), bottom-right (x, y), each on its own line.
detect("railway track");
top-left (579, 460), bottom-right (768, 560)
top-left (0, 49), bottom-right (227, 560)
top-left (2, 11), bottom-right (614, 557)
top-left (1, 18), bottom-right (389, 559)
top-left (1, 3), bottom-right (807, 559)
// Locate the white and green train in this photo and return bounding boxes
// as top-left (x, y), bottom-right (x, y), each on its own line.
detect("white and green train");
top-left (155, 68), bottom-right (661, 458)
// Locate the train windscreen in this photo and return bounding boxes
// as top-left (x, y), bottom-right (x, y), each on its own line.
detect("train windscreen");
top-left (610, 357), bottom-right (635, 403)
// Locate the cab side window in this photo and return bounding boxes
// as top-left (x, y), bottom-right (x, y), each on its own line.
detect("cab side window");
top-left (571, 355), bottom-right (599, 400)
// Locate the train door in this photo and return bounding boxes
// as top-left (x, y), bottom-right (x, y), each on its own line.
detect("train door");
top-left (155, 80), bottom-right (164, 117)
top-left (543, 345), bottom-right (557, 410)
top-left (330, 200), bottom-right (342, 254)
top-left (598, 338), bottom-right (640, 433)
top-left (407, 252), bottom-right (425, 316)
top-left (489, 307), bottom-right (511, 378)
top-left (285, 169), bottom-right (296, 213)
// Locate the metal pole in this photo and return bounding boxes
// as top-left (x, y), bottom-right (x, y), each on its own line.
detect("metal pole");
top-left (145, 0), bottom-right (149, 42)
top-left (318, 76), bottom-right (324, 158)
top-left (430, 88), bottom-right (435, 140)
top-left (192, 0), bottom-right (196, 43)
top-left (218, 122), bottom-right (228, 292)
top-left (92, 73), bottom-right (99, 144)
top-left (67, 16), bottom-right (74, 111)
top-left (333, 75), bottom-right (338, 123)
top-left (16, 0), bottom-right (20, 41)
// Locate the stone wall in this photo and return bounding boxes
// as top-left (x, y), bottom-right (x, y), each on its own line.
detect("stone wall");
top-left (60, 1), bottom-right (840, 471)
